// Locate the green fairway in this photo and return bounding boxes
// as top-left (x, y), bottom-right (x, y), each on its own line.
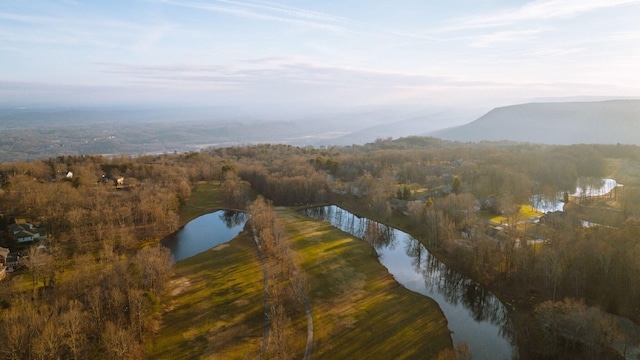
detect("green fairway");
top-left (147, 232), bottom-right (264, 359)
top-left (178, 181), bottom-right (226, 226)
top-left (278, 208), bottom-right (452, 359)
top-left (150, 182), bottom-right (453, 359)
top-left (149, 200), bottom-right (453, 359)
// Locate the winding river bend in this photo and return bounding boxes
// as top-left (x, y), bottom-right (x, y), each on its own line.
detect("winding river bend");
top-left (301, 205), bottom-right (517, 360)
top-left (162, 208), bottom-right (516, 358)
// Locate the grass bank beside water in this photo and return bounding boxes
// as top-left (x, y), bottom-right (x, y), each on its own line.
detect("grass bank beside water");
top-left (148, 231), bottom-right (264, 359)
top-left (178, 181), bottom-right (226, 226)
top-left (149, 183), bottom-right (453, 358)
top-left (278, 208), bottom-right (452, 359)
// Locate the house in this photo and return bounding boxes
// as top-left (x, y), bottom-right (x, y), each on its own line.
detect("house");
top-left (0, 246), bottom-right (9, 266)
top-left (539, 211), bottom-right (580, 228)
top-left (390, 198), bottom-right (409, 214)
top-left (65, 171), bottom-right (73, 179)
top-left (0, 247), bottom-right (8, 280)
top-left (476, 197), bottom-right (503, 214)
top-left (7, 223), bottom-right (47, 243)
top-left (5, 252), bottom-right (20, 270)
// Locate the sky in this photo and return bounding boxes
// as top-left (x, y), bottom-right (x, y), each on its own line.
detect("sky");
top-left (1, 0), bottom-right (640, 109)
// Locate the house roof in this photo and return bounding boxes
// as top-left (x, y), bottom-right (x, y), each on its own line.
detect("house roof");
top-left (7, 223), bottom-right (44, 242)
top-left (8, 223), bottom-right (32, 234)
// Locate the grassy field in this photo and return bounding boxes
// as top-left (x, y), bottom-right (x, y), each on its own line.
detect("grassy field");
top-left (487, 204), bottom-right (544, 229)
top-left (278, 208), bottom-right (452, 359)
top-left (148, 181), bottom-right (265, 359)
top-left (149, 185), bottom-right (453, 359)
top-left (178, 181), bottom-right (226, 226)
top-left (147, 231), bottom-right (265, 359)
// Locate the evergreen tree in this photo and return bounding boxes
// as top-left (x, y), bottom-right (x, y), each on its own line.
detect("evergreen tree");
top-left (452, 176), bottom-right (462, 194)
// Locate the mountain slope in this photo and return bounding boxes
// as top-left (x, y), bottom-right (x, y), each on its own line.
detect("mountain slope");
top-left (320, 110), bottom-right (476, 146)
top-left (431, 100), bottom-right (640, 145)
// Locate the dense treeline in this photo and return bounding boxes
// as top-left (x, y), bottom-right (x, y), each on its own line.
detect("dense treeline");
top-left (207, 138), bottom-right (640, 358)
top-left (0, 153), bottom-right (224, 359)
top-left (1, 138), bottom-right (639, 359)
top-left (0, 245), bottom-right (173, 359)
top-left (250, 196), bottom-right (308, 358)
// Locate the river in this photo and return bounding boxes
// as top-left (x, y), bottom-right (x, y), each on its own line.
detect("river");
top-left (301, 205), bottom-right (517, 360)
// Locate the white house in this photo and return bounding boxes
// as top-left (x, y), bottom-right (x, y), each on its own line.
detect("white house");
top-left (8, 223), bottom-right (47, 243)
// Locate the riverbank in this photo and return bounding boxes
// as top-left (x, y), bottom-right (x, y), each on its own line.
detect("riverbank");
top-left (327, 195), bottom-right (537, 358)
top-left (327, 192), bottom-right (638, 359)
top-left (147, 231), bottom-right (265, 359)
top-left (278, 208), bottom-right (452, 359)
top-left (149, 184), bottom-right (453, 358)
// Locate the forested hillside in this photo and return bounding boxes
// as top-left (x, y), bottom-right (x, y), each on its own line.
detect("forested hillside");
top-left (432, 100), bottom-right (640, 145)
top-left (1, 138), bottom-right (640, 358)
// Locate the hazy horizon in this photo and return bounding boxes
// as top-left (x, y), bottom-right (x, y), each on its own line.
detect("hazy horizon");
top-left (2, 1), bottom-right (640, 111)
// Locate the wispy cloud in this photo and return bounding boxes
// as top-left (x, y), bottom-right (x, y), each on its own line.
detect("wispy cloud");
top-left (97, 59), bottom-right (503, 90)
top-left (0, 12), bottom-right (62, 26)
top-left (1, 10), bottom-right (144, 29)
top-left (430, 0), bottom-right (640, 51)
top-left (154, 0), bottom-right (347, 32)
top-left (0, 8), bottom-right (176, 55)
top-left (217, 0), bottom-right (344, 22)
top-left (470, 29), bottom-right (545, 47)
top-left (449, 0), bottom-right (640, 30)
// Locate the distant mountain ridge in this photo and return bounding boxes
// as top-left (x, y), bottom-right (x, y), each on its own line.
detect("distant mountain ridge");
top-left (430, 100), bottom-right (640, 145)
top-left (0, 105), bottom-right (474, 162)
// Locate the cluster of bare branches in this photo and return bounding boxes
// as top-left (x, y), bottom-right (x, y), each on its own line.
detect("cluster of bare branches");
top-left (251, 197), bottom-right (308, 359)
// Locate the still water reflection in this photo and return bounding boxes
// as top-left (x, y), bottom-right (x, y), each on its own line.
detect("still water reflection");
top-left (530, 178), bottom-right (620, 213)
top-left (161, 210), bottom-right (248, 262)
top-left (301, 205), bottom-right (517, 360)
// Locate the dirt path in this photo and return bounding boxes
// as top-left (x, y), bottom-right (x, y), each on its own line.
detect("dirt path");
top-left (288, 250), bottom-right (314, 360)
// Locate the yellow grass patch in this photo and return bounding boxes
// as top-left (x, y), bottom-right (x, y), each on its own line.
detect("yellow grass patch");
top-left (169, 277), bottom-right (190, 296)
top-left (211, 243), bottom-right (229, 251)
top-left (490, 204), bottom-right (544, 224)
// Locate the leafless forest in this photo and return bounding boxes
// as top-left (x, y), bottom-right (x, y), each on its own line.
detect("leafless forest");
top-left (1, 137), bottom-right (640, 358)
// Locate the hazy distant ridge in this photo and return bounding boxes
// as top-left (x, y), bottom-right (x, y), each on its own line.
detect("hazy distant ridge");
top-left (431, 100), bottom-right (640, 145)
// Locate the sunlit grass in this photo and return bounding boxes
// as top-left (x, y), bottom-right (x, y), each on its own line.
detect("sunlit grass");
top-left (147, 232), bottom-right (264, 359)
top-left (152, 192), bottom-right (453, 359)
top-left (278, 208), bottom-right (452, 359)
top-left (9, 271), bottom-right (39, 293)
top-left (178, 181), bottom-right (225, 226)
top-left (519, 204), bottom-right (544, 218)
top-left (179, 181), bottom-right (257, 226)
top-left (489, 204), bottom-right (544, 224)
top-left (150, 206), bottom-right (453, 359)
top-left (149, 182), bottom-right (265, 358)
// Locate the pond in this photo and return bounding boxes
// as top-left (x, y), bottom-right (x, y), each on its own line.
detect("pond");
top-left (530, 178), bottom-right (621, 213)
top-left (161, 210), bottom-right (248, 262)
top-left (301, 205), bottom-right (517, 360)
